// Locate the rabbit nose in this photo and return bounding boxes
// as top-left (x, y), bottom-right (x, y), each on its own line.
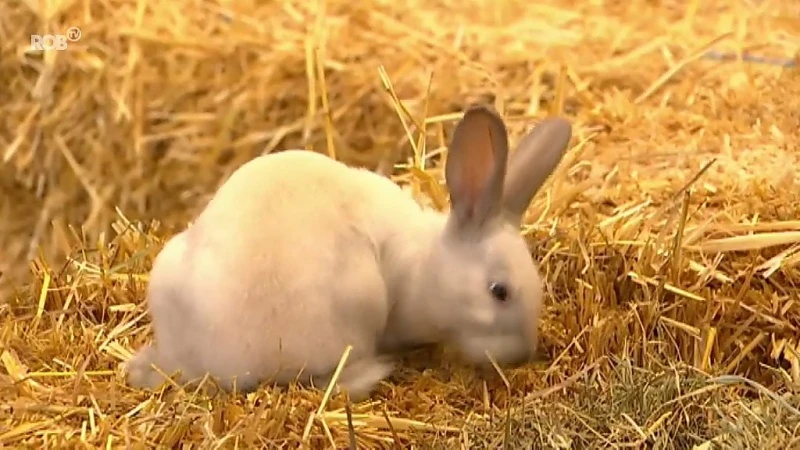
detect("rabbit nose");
top-left (514, 351), bottom-right (533, 367)
top-left (521, 345), bottom-right (538, 364)
top-left (505, 345), bottom-right (536, 368)
top-left (527, 343), bottom-right (545, 362)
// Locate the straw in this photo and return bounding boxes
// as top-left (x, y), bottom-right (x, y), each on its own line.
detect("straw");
top-left (2, 0), bottom-right (799, 447)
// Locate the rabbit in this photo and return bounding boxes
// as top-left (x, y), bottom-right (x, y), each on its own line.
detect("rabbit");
top-left (125, 103), bottom-right (572, 402)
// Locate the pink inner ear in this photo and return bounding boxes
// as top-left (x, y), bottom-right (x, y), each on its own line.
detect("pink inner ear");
top-left (460, 124), bottom-right (497, 209)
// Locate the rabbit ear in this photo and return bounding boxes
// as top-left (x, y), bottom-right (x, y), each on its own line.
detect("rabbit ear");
top-left (445, 104), bottom-right (510, 231)
top-left (502, 117), bottom-right (572, 224)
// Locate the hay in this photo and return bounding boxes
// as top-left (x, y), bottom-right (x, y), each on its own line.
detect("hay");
top-left (2, 0), bottom-right (800, 447)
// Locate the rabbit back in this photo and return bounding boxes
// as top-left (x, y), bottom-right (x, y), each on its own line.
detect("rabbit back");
top-left (129, 150), bottom-right (423, 391)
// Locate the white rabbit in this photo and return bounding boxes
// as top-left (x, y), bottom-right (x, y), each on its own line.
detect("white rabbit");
top-left (126, 104), bottom-right (572, 401)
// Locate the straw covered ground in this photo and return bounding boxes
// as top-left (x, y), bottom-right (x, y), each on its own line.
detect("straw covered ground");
top-left (2, 0), bottom-right (800, 447)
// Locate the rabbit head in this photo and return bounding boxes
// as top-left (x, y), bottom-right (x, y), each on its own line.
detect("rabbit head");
top-left (421, 104), bottom-right (571, 370)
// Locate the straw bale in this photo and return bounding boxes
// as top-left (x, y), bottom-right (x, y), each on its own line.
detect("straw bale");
top-left (2, 0), bottom-right (800, 447)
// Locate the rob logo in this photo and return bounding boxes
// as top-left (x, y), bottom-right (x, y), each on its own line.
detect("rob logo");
top-left (30, 27), bottom-right (81, 51)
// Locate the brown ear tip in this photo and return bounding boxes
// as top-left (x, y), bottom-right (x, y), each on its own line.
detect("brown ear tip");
top-left (465, 102), bottom-right (496, 112)
top-left (538, 116), bottom-right (573, 143)
top-left (463, 102), bottom-right (502, 119)
top-left (460, 104), bottom-right (509, 135)
top-left (539, 116), bottom-right (572, 130)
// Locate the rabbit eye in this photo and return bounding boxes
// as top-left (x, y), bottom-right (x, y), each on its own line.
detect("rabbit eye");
top-left (489, 282), bottom-right (509, 302)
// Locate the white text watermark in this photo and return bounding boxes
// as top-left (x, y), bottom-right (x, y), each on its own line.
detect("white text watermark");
top-left (30, 27), bottom-right (82, 51)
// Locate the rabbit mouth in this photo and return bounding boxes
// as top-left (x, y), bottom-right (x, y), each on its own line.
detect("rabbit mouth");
top-left (456, 333), bottom-right (534, 369)
top-left (472, 353), bottom-right (532, 381)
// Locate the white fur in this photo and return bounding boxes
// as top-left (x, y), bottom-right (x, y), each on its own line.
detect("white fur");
top-left (126, 105), bottom-right (573, 401)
